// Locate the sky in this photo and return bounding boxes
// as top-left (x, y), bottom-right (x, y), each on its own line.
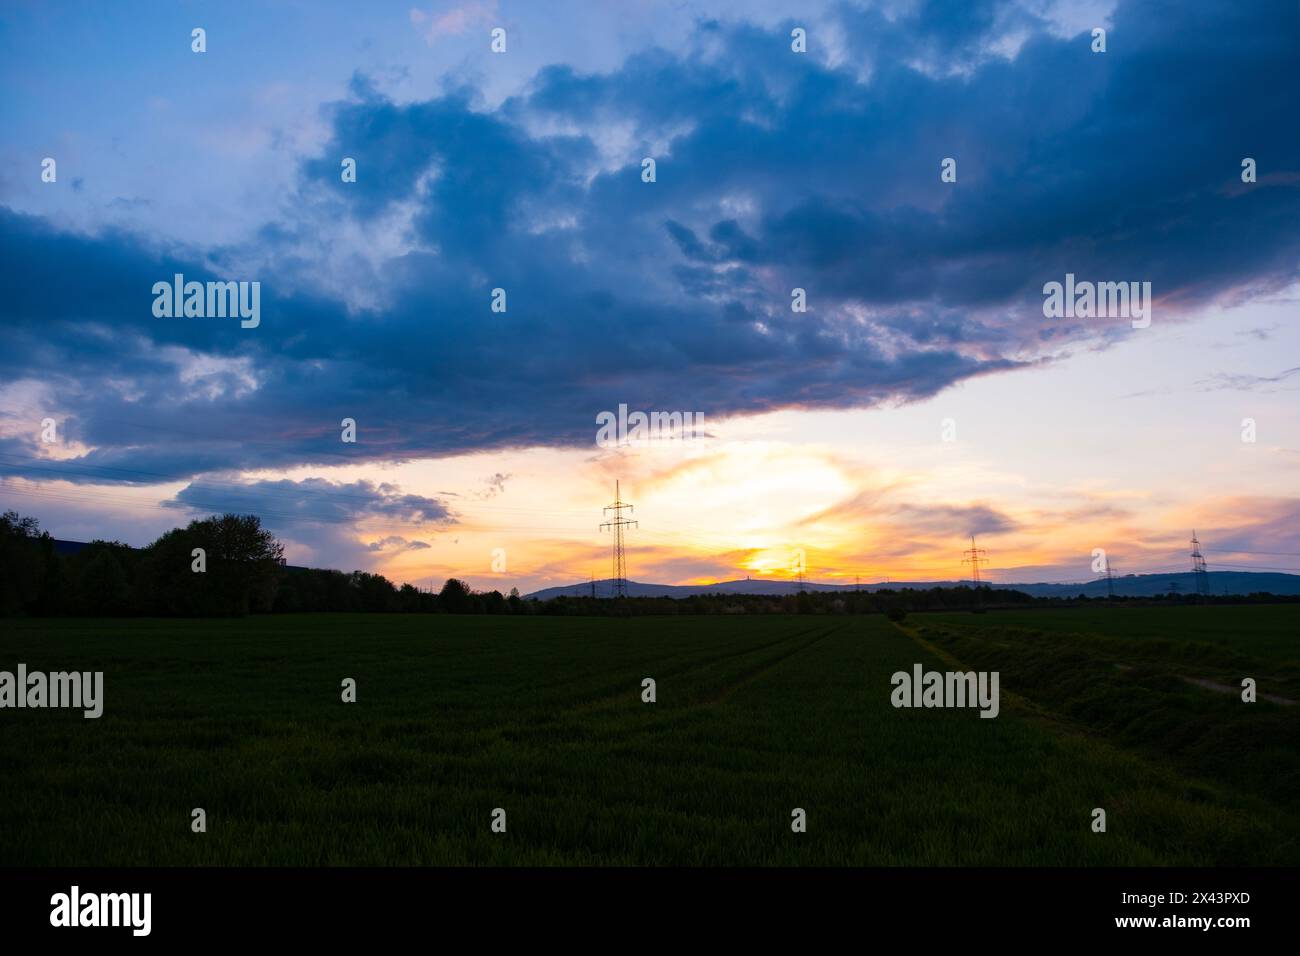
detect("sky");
top-left (1, 0), bottom-right (1298, 593)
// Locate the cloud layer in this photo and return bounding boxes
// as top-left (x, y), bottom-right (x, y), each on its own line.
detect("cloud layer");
top-left (1, 0), bottom-right (1297, 495)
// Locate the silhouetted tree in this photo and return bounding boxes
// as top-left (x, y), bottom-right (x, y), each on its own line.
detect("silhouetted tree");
top-left (0, 511), bottom-right (48, 615)
top-left (68, 542), bottom-right (135, 615)
top-left (142, 513), bottom-right (283, 616)
top-left (353, 571), bottom-right (399, 612)
top-left (439, 577), bottom-right (472, 613)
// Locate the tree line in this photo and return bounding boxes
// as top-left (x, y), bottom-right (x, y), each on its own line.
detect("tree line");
top-left (0, 511), bottom-right (522, 617)
top-left (3, 510), bottom-right (1295, 618)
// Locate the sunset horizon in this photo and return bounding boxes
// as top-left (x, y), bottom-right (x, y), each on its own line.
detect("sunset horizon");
top-left (3, 3), bottom-right (1296, 598)
top-left (3, 0), bottom-right (1298, 928)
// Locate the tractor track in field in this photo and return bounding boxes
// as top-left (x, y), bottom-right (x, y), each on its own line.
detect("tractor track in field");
top-left (530, 623), bottom-right (829, 699)
top-left (528, 622), bottom-right (844, 755)
top-left (696, 622), bottom-right (842, 705)
top-left (498, 623), bottom-right (835, 742)
top-left (591, 623), bottom-right (828, 706)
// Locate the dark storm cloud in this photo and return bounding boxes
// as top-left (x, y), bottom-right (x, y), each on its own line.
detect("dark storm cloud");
top-left (1, 0), bottom-right (1297, 486)
top-left (163, 476), bottom-right (452, 523)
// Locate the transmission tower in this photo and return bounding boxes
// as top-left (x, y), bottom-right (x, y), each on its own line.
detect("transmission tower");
top-left (962, 535), bottom-right (988, 586)
top-left (1190, 530), bottom-right (1209, 596)
top-left (1105, 558), bottom-right (1116, 599)
top-left (600, 480), bottom-right (637, 598)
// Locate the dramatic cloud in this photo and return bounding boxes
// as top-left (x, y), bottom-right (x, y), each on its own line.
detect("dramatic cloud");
top-left (163, 477), bottom-right (453, 525)
top-left (1, 0), bottom-right (1297, 495)
top-left (150, 476), bottom-right (453, 571)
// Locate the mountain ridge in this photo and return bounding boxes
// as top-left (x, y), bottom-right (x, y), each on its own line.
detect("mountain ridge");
top-left (524, 570), bottom-right (1300, 600)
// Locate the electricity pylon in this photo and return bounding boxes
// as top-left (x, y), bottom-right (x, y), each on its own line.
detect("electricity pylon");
top-left (600, 481), bottom-right (637, 598)
top-left (1190, 531), bottom-right (1209, 596)
top-left (963, 535), bottom-right (989, 609)
top-left (962, 535), bottom-right (988, 585)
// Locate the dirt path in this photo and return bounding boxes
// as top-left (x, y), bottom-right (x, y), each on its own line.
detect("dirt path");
top-left (1183, 676), bottom-right (1296, 706)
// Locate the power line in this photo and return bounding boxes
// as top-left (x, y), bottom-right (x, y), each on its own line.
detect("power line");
top-left (961, 535), bottom-right (989, 609)
top-left (961, 535), bottom-right (988, 585)
top-left (1206, 550), bottom-right (1300, 557)
top-left (599, 480), bottom-right (637, 598)
top-left (2, 456), bottom-right (762, 563)
top-left (1190, 530), bottom-right (1209, 596)
top-left (7, 450), bottom-right (1299, 585)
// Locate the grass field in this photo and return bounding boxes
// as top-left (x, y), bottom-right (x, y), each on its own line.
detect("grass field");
top-left (925, 605), bottom-right (1300, 665)
top-left (1, 608), bottom-right (1296, 865)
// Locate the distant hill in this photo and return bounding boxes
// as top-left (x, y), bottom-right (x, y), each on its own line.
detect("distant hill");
top-left (47, 537), bottom-right (1299, 600)
top-left (525, 571), bottom-right (1300, 600)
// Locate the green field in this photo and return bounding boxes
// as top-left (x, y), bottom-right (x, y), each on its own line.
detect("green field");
top-left (926, 605), bottom-right (1300, 664)
top-left (1, 608), bottom-right (1296, 865)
